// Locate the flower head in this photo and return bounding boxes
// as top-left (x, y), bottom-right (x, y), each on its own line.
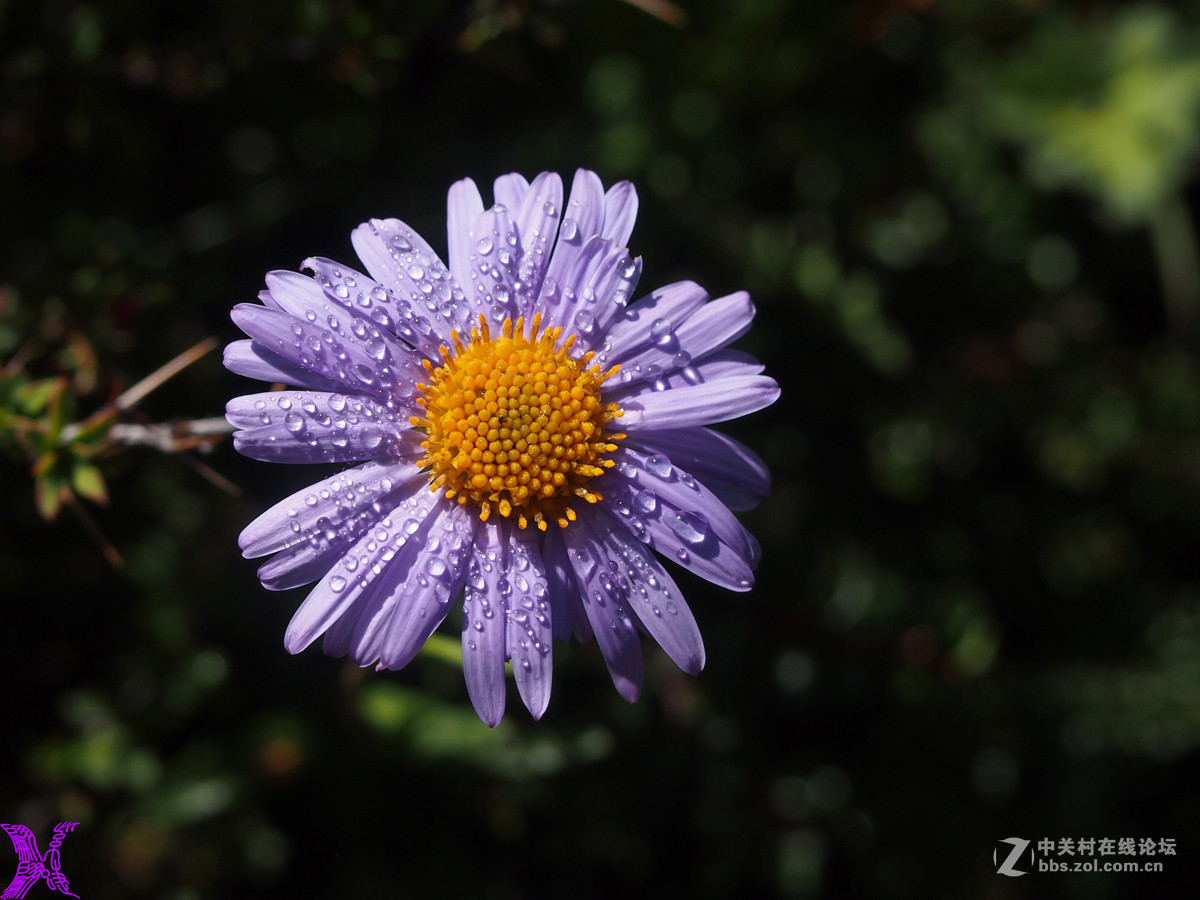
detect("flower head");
top-left (225, 170), bottom-right (779, 725)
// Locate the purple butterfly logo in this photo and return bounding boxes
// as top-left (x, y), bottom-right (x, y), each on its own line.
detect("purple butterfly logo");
top-left (1, 823), bottom-right (79, 898)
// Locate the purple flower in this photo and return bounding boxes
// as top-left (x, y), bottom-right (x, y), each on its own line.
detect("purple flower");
top-left (225, 170), bottom-right (778, 725)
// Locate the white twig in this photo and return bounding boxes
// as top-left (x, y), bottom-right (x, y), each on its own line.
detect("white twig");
top-left (107, 417), bottom-right (234, 452)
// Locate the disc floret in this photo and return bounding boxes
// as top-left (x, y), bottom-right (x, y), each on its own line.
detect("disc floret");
top-left (412, 314), bottom-right (623, 530)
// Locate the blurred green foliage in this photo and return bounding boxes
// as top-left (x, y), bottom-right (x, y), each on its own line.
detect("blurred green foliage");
top-left (4, 0), bottom-right (1200, 897)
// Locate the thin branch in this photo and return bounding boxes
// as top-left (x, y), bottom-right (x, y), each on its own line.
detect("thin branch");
top-left (107, 417), bottom-right (235, 452)
top-left (617, 0), bottom-right (687, 26)
top-left (115, 337), bottom-right (219, 412)
top-left (63, 491), bottom-right (124, 569)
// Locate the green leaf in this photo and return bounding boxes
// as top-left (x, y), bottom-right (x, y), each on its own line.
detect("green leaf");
top-left (71, 460), bottom-right (108, 504)
top-left (13, 377), bottom-right (62, 416)
top-left (34, 472), bottom-right (66, 520)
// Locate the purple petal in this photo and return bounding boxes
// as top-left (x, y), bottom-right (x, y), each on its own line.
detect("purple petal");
top-left (578, 507), bottom-right (705, 675)
top-left (561, 170), bottom-right (606, 247)
top-left (224, 339), bottom-right (346, 393)
top-left (503, 526), bottom-right (555, 719)
top-left (461, 202), bottom-right (526, 322)
top-left (541, 526), bottom-right (580, 643)
top-left (364, 503), bottom-right (479, 670)
top-left (625, 426), bottom-right (770, 511)
top-left (542, 236), bottom-right (640, 344)
top-left (350, 217), bottom-right (475, 344)
top-left (562, 524), bottom-right (644, 702)
top-left (238, 460), bottom-right (424, 558)
top-left (260, 270), bottom-right (327, 317)
top-left (283, 485), bottom-right (445, 654)
top-left (447, 177), bottom-right (486, 295)
top-left (601, 179), bottom-right (638, 246)
top-left (462, 523), bottom-right (510, 727)
top-left (618, 376), bottom-right (780, 431)
top-left (539, 170), bottom-right (605, 315)
top-left (229, 304), bottom-right (424, 406)
top-left (227, 391), bottom-right (421, 464)
top-left (301, 258), bottom-right (447, 361)
top-left (491, 172), bottom-right (530, 211)
top-left (604, 446), bottom-right (758, 590)
top-left (596, 281), bottom-right (710, 367)
top-left (257, 542), bottom-right (343, 591)
top-left (608, 348), bottom-right (766, 397)
top-left (513, 172), bottom-right (563, 316)
top-left (611, 290), bottom-right (756, 377)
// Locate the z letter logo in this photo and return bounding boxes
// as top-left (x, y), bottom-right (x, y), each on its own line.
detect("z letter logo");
top-left (994, 836), bottom-right (1031, 877)
top-left (1, 823), bottom-right (79, 899)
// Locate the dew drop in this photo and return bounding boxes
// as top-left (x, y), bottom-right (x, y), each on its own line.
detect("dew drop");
top-left (366, 337), bottom-right (387, 360)
top-left (330, 575), bottom-right (347, 592)
top-left (476, 236), bottom-right (493, 255)
top-left (284, 412), bottom-right (304, 432)
top-left (633, 489), bottom-right (657, 514)
top-left (646, 454), bottom-right (673, 478)
top-left (669, 511), bottom-right (709, 544)
top-left (560, 218), bottom-right (578, 240)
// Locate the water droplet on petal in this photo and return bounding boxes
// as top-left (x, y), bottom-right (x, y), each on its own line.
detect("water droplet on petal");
top-left (284, 412), bottom-right (304, 432)
top-left (476, 236), bottom-right (493, 255)
top-left (669, 511), bottom-right (708, 544)
top-left (560, 218), bottom-right (578, 240)
top-left (330, 575), bottom-right (347, 592)
top-left (646, 454), bottom-right (673, 478)
top-left (633, 490), bottom-right (657, 514)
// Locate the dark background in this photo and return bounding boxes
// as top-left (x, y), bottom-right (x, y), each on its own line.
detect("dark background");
top-left (3, 0), bottom-right (1200, 897)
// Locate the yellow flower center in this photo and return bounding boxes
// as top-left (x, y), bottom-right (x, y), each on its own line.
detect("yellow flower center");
top-left (412, 314), bottom-right (624, 530)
